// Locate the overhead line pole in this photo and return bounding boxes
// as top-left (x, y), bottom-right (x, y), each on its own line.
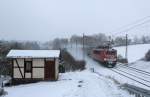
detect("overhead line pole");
top-left (125, 34), bottom-right (128, 62)
top-left (76, 39), bottom-right (77, 58)
top-left (83, 33), bottom-right (85, 60)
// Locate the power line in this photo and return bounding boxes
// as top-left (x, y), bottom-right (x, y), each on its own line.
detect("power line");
top-left (113, 19), bottom-right (150, 36)
top-left (108, 16), bottom-right (150, 37)
top-left (109, 16), bottom-right (150, 35)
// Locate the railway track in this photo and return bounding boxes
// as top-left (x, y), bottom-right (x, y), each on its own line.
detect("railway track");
top-left (110, 63), bottom-right (150, 89)
top-left (117, 63), bottom-right (150, 76)
top-left (110, 69), bottom-right (150, 88)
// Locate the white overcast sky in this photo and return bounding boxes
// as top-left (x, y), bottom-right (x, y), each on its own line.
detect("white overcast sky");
top-left (0, 0), bottom-right (150, 41)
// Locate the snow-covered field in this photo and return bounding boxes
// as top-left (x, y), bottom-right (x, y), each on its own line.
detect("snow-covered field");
top-left (115, 44), bottom-right (150, 63)
top-left (4, 70), bottom-right (131, 97)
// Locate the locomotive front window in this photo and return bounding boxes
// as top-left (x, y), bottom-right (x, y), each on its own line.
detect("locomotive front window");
top-left (107, 51), bottom-right (115, 54)
top-left (94, 50), bottom-right (101, 54)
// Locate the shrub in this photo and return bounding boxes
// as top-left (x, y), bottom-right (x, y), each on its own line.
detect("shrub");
top-left (74, 60), bottom-right (86, 71)
top-left (145, 50), bottom-right (150, 61)
top-left (117, 54), bottom-right (123, 59)
top-left (60, 50), bottom-right (86, 72)
top-left (0, 59), bottom-right (12, 76)
top-left (117, 54), bottom-right (128, 63)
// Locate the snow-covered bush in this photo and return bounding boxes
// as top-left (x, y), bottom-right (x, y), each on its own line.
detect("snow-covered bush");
top-left (145, 49), bottom-right (150, 61)
top-left (60, 50), bottom-right (86, 71)
top-left (117, 54), bottom-right (123, 59)
top-left (117, 54), bottom-right (128, 63)
top-left (75, 60), bottom-right (86, 71)
top-left (0, 60), bottom-right (11, 76)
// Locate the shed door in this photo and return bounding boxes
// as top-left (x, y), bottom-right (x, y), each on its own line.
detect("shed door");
top-left (45, 60), bottom-right (55, 80)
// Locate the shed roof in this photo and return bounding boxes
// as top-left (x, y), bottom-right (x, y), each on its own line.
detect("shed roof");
top-left (7, 50), bottom-right (60, 58)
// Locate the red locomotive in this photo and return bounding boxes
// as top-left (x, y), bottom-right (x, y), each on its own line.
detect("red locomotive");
top-left (91, 45), bottom-right (117, 68)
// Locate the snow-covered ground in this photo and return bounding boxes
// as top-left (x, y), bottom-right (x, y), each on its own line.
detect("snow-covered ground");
top-left (130, 61), bottom-right (150, 72)
top-left (67, 44), bottom-right (150, 90)
top-left (4, 43), bottom-right (150, 97)
top-left (115, 44), bottom-right (150, 63)
top-left (4, 70), bottom-right (131, 97)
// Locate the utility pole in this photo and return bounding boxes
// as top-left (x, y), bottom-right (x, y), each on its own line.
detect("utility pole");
top-left (76, 39), bottom-right (77, 58)
top-left (125, 34), bottom-right (128, 61)
top-left (70, 39), bottom-right (72, 48)
top-left (83, 33), bottom-right (85, 60)
top-left (108, 36), bottom-right (111, 49)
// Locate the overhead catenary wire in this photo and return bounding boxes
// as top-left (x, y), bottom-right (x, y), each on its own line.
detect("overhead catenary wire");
top-left (108, 16), bottom-right (150, 35)
top-left (114, 19), bottom-right (150, 36)
top-left (107, 16), bottom-right (150, 60)
top-left (107, 16), bottom-right (150, 38)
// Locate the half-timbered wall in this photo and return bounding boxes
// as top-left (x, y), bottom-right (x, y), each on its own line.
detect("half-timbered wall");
top-left (13, 59), bottom-right (24, 78)
top-left (13, 58), bottom-right (45, 79)
top-left (13, 58), bottom-right (59, 80)
top-left (32, 59), bottom-right (44, 78)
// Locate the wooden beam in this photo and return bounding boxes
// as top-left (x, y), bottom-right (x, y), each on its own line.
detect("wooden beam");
top-left (44, 58), bottom-right (46, 79)
top-left (54, 58), bottom-right (56, 80)
top-left (12, 59), bottom-right (14, 79)
top-left (31, 58), bottom-right (33, 79)
top-left (15, 59), bottom-right (24, 78)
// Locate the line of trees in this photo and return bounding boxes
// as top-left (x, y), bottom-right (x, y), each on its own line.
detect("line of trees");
top-left (70, 34), bottom-right (150, 47)
top-left (0, 40), bottom-right (40, 60)
top-left (51, 33), bottom-right (150, 50)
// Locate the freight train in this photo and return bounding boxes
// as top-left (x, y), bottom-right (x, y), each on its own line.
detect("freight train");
top-left (91, 45), bottom-right (117, 68)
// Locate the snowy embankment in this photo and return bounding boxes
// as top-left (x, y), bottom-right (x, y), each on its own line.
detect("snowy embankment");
top-left (67, 44), bottom-right (150, 90)
top-left (115, 44), bottom-right (150, 63)
top-left (4, 70), bottom-right (131, 97)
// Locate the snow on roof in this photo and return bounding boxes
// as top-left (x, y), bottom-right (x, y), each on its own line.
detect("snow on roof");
top-left (7, 50), bottom-right (60, 58)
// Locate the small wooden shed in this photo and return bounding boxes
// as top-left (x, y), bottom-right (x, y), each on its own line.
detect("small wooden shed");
top-left (7, 50), bottom-right (60, 84)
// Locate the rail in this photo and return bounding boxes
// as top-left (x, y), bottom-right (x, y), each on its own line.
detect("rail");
top-left (115, 68), bottom-right (150, 84)
top-left (91, 68), bottom-right (150, 97)
top-left (121, 84), bottom-right (150, 97)
top-left (90, 66), bottom-right (150, 97)
top-left (117, 63), bottom-right (150, 76)
top-left (110, 69), bottom-right (150, 88)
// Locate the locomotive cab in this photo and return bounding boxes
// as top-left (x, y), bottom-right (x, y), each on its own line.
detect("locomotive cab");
top-left (104, 49), bottom-right (117, 67)
top-left (92, 45), bottom-right (117, 68)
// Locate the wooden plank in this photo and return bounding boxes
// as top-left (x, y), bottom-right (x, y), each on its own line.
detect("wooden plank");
top-left (24, 58), bottom-right (25, 78)
top-left (44, 60), bottom-right (55, 80)
top-left (11, 59), bottom-right (14, 85)
top-left (31, 58), bottom-right (33, 79)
